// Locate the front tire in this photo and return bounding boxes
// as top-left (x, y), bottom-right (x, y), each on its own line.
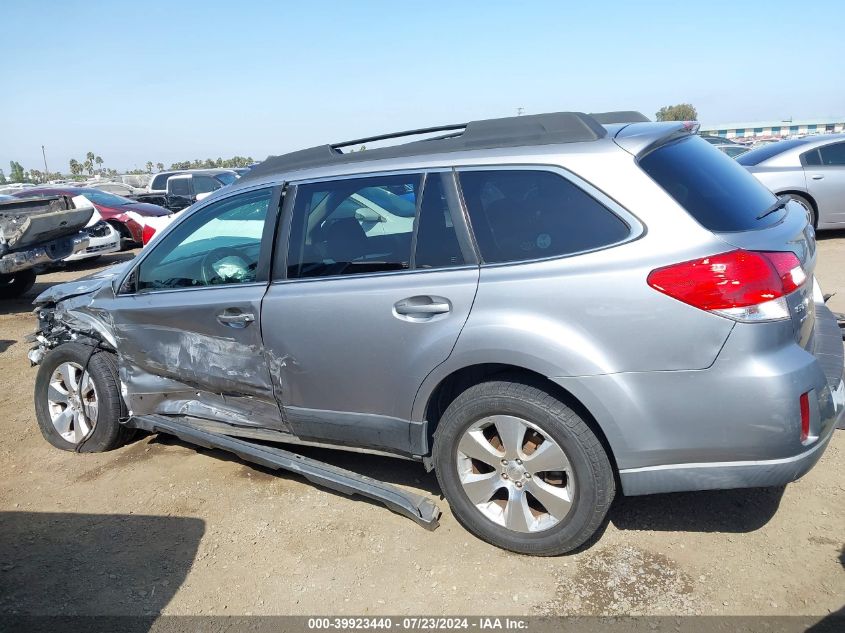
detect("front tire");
top-left (433, 378), bottom-right (615, 555)
top-left (34, 342), bottom-right (132, 452)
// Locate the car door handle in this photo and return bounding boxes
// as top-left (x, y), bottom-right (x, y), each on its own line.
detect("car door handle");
top-left (394, 297), bottom-right (451, 317)
top-left (811, 174), bottom-right (824, 180)
top-left (217, 311), bottom-right (255, 327)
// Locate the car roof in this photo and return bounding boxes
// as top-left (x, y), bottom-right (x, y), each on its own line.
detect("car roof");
top-left (158, 168), bottom-right (237, 176)
top-left (240, 112), bottom-right (626, 185)
top-left (738, 133), bottom-right (845, 164)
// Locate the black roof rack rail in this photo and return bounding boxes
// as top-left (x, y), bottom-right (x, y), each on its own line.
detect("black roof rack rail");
top-left (242, 111), bottom-right (609, 182)
top-left (589, 111), bottom-right (651, 124)
top-left (332, 123), bottom-right (469, 150)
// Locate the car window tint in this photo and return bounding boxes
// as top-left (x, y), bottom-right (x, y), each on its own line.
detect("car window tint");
top-left (194, 175), bottom-right (219, 194)
top-left (287, 174), bottom-right (421, 279)
top-left (151, 173), bottom-right (174, 190)
top-left (803, 149), bottom-right (822, 166)
top-left (458, 169), bottom-right (629, 264)
top-left (640, 136), bottom-right (779, 231)
top-left (736, 138), bottom-right (811, 165)
top-left (819, 142), bottom-right (845, 166)
top-left (216, 172), bottom-right (238, 186)
top-left (414, 174), bottom-right (465, 269)
top-left (138, 188), bottom-right (272, 291)
top-left (169, 178), bottom-right (191, 196)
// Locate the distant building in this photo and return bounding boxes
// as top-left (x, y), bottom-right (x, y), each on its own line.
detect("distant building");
top-left (699, 117), bottom-right (845, 141)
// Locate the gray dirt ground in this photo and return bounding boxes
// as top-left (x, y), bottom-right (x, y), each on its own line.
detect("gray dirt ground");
top-left (0, 235), bottom-right (843, 617)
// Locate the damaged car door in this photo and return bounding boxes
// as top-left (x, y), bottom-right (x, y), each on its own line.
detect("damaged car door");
top-left (109, 187), bottom-right (284, 429)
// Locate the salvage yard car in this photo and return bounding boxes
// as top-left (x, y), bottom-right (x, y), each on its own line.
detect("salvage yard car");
top-left (27, 112), bottom-right (845, 555)
top-left (1, 195), bottom-right (94, 298)
top-left (738, 134), bottom-right (845, 230)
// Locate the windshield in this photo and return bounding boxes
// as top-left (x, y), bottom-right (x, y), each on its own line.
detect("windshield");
top-left (215, 172), bottom-right (238, 186)
top-left (77, 189), bottom-right (134, 206)
top-left (736, 138), bottom-right (811, 166)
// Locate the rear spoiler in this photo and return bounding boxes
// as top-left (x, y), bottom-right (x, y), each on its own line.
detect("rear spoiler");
top-left (589, 111), bottom-right (651, 124)
top-left (611, 121), bottom-right (701, 157)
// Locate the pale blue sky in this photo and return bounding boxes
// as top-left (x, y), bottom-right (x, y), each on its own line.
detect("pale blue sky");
top-left (2, 0), bottom-right (842, 174)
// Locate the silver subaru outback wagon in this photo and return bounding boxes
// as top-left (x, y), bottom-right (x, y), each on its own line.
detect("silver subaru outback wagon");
top-left (27, 112), bottom-right (844, 555)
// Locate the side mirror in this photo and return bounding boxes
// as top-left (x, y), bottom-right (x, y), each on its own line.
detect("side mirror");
top-left (354, 207), bottom-right (386, 223)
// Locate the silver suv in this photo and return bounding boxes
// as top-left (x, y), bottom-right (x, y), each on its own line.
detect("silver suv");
top-left (27, 112), bottom-right (845, 555)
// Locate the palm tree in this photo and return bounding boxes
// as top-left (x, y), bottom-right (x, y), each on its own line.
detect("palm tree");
top-left (69, 159), bottom-right (81, 176)
top-left (155, 162), bottom-right (164, 172)
top-left (95, 156), bottom-right (103, 173)
top-left (145, 161), bottom-right (153, 173)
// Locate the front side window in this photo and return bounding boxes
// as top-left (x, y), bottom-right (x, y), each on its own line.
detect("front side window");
top-left (458, 169), bottom-right (629, 264)
top-left (137, 188), bottom-right (272, 291)
top-left (287, 174), bottom-right (421, 279)
top-left (169, 177), bottom-right (191, 196)
top-left (819, 142), bottom-right (845, 166)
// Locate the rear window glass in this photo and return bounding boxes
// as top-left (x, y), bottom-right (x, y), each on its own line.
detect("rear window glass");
top-left (819, 142), bottom-right (845, 166)
top-left (151, 173), bottom-right (176, 190)
top-left (736, 138), bottom-right (809, 165)
top-left (458, 169), bottom-right (630, 264)
top-left (640, 136), bottom-right (779, 231)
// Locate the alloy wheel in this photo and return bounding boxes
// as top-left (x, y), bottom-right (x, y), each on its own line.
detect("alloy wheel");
top-left (456, 415), bottom-right (575, 533)
top-left (46, 361), bottom-right (98, 444)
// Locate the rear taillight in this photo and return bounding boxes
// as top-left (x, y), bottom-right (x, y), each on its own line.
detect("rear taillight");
top-left (647, 250), bottom-right (805, 322)
top-left (799, 391), bottom-right (811, 443)
top-left (141, 223), bottom-right (157, 246)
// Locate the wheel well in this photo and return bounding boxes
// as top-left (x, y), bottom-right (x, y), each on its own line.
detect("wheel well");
top-left (106, 219), bottom-right (131, 239)
top-left (777, 190), bottom-right (818, 227)
top-left (424, 363), bottom-right (619, 475)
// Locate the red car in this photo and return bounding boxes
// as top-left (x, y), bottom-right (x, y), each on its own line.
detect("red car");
top-left (13, 187), bottom-right (170, 248)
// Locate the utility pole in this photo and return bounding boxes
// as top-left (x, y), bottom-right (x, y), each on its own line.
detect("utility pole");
top-left (41, 145), bottom-right (49, 174)
top-left (517, 107), bottom-right (525, 116)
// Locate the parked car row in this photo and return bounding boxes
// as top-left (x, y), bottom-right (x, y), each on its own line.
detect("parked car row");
top-left (6, 169), bottom-right (246, 255)
top-left (11, 188), bottom-right (171, 248)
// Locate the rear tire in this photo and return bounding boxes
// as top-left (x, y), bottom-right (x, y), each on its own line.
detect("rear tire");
top-left (34, 343), bottom-right (133, 452)
top-left (432, 377), bottom-right (615, 555)
top-left (785, 193), bottom-right (816, 228)
top-left (0, 269), bottom-right (36, 299)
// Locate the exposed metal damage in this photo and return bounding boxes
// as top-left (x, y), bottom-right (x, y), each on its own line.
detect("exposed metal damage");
top-left (1, 195), bottom-right (92, 283)
top-left (28, 264), bottom-right (442, 528)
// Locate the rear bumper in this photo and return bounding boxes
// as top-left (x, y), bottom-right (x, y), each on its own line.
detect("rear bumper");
top-left (552, 302), bottom-right (844, 496)
top-left (65, 223), bottom-right (121, 261)
top-left (0, 234), bottom-right (89, 274)
top-left (618, 407), bottom-right (839, 494)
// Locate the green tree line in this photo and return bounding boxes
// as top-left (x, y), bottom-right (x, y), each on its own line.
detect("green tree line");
top-left (1, 154), bottom-right (257, 185)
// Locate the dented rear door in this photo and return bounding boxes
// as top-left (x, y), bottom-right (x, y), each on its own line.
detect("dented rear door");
top-left (108, 186), bottom-right (287, 431)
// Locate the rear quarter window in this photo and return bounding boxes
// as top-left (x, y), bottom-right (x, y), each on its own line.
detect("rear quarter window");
top-left (458, 169), bottom-right (630, 264)
top-left (640, 136), bottom-right (778, 232)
